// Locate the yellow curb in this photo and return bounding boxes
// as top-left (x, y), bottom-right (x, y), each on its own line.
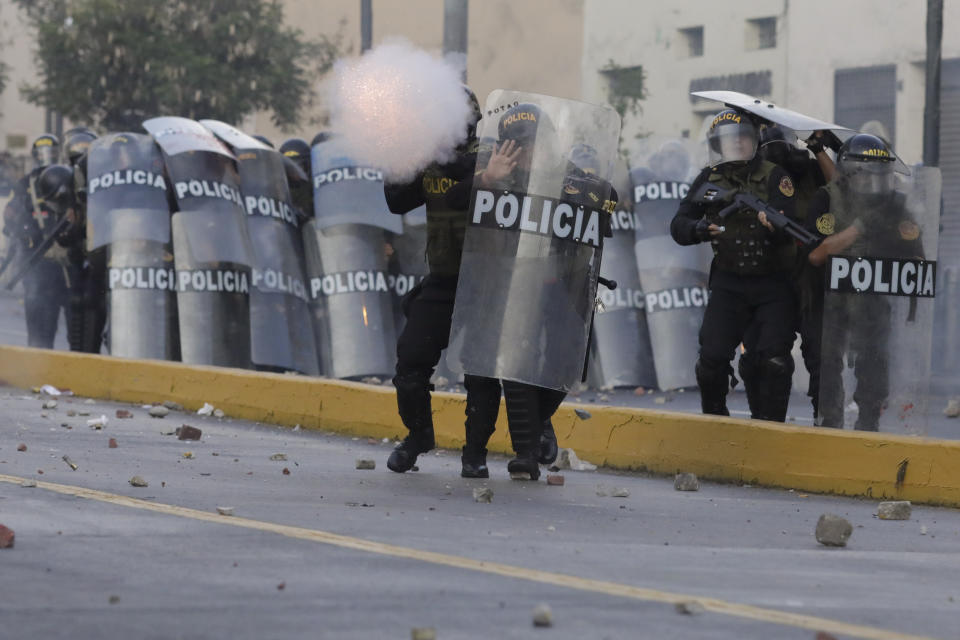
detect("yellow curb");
top-left (2, 344), bottom-right (959, 506)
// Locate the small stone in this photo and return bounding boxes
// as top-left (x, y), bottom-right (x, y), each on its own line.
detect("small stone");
top-left (176, 425), bottom-right (203, 441)
top-left (196, 403), bottom-right (215, 416)
top-left (532, 603), bottom-right (553, 627)
top-left (610, 487), bottom-right (630, 498)
top-left (815, 514), bottom-right (853, 547)
top-left (595, 485), bottom-right (608, 497)
top-left (355, 458), bottom-right (376, 470)
top-left (920, 525), bottom-right (928, 535)
top-left (108, 438), bottom-right (118, 448)
top-left (633, 387), bottom-right (646, 396)
top-left (216, 506), bottom-right (234, 516)
top-left (66, 410), bottom-right (76, 417)
top-left (108, 595), bottom-right (120, 605)
top-left (77, 411), bottom-right (90, 416)
top-left (473, 487), bottom-right (493, 503)
top-left (675, 601), bottom-right (705, 615)
top-left (411, 628), bottom-right (436, 640)
top-left (213, 408), bottom-right (225, 418)
top-left (276, 582), bottom-right (285, 591)
top-left (16, 443), bottom-right (26, 452)
top-left (674, 472), bottom-right (700, 492)
top-left (547, 525), bottom-right (556, 532)
top-left (87, 415), bottom-right (108, 430)
top-left (84, 398), bottom-right (95, 405)
top-left (115, 409), bottom-right (133, 419)
top-left (20, 479), bottom-right (37, 488)
top-left (282, 467), bottom-right (291, 475)
top-left (944, 399), bottom-right (960, 418)
top-left (0, 524), bottom-right (14, 548)
top-left (62, 455), bottom-right (78, 470)
top-left (182, 452), bottom-right (194, 459)
top-left (598, 394), bottom-right (610, 402)
top-left (129, 476), bottom-right (149, 488)
top-left (654, 397), bottom-right (667, 404)
top-left (509, 471), bottom-right (536, 481)
top-left (42, 399), bottom-right (57, 409)
top-left (877, 501), bottom-right (912, 520)
top-left (148, 405), bottom-right (169, 418)
top-left (162, 400), bottom-right (184, 411)
top-left (546, 474), bottom-right (565, 486)
top-left (292, 424), bottom-right (301, 431)
top-left (269, 453), bottom-right (288, 462)
top-left (574, 408), bottom-right (592, 420)
top-left (361, 376), bottom-right (382, 385)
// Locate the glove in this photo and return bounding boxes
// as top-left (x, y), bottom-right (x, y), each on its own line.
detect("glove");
top-left (694, 219), bottom-right (712, 242)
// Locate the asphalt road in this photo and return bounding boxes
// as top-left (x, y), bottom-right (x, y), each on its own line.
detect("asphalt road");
top-left (1, 387), bottom-right (959, 639)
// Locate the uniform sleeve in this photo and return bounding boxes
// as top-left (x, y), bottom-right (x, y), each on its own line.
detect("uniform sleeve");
top-left (670, 168), bottom-right (709, 246)
top-left (766, 166), bottom-right (797, 221)
top-left (383, 175), bottom-right (425, 215)
top-left (804, 188), bottom-right (831, 238)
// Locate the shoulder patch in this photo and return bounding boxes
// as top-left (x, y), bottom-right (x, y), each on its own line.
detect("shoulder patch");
top-left (816, 213), bottom-right (835, 235)
top-left (898, 220), bottom-right (920, 241)
top-left (564, 184), bottom-right (580, 195)
top-left (778, 176), bottom-right (795, 197)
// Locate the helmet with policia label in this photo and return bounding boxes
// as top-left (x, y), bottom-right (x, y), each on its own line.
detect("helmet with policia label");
top-left (35, 164), bottom-right (75, 216)
top-left (836, 133), bottom-right (896, 197)
top-left (63, 127), bottom-right (98, 167)
top-left (31, 133), bottom-right (61, 169)
top-left (498, 102), bottom-right (554, 144)
top-left (706, 109), bottom-right (758, 166)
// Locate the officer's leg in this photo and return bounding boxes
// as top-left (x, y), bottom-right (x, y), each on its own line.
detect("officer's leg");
top-left (388, 280), bottom-right (452, 472)
top-left (460, 374), bottom-right (502, 478)
top-left (852, 303), bottom-right (891, 431)
top-left (23, 260), bottom-right (61, 349)
top-left (67, 264), bottom-right (87, 351)
top-left (799, 296), bottom-right (823, 422)
top-left (538, 388), bottom-right (567, 465)
top-left (502, 380), bottom-right (546, 480)
top-left (81, 259), bottom-right (107, 353)
top-left (738, 322), bottom-right (762, 419)
top-left (696, 281), bottom-right (747, 416)
top-left (750, 281), bottom-right (797, 422)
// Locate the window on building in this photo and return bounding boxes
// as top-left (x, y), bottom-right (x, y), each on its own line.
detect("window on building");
top-left (746, 17), bottom-right (777, 50)
top-left (677, 26), bottom-right (704, 59)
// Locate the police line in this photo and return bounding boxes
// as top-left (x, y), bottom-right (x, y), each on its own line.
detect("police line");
top-left (827, 256), bottom-right (936, 297)
top-left (471, 189), bottom-right (605, 248)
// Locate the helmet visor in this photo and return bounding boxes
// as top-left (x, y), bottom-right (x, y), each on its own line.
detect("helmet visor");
top-left (842, 160), bottom-right (894, 195)
top-left (35, 145), bottom-right (57, 167)
top-left (708, 121), bottom-right (758, 165)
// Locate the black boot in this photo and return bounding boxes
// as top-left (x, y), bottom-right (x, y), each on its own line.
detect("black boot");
top-left (507, 454), bottom-right (540, 480)
top-left (460, 446), bottom-right (489, 478)
top-left (539, 419), bottom-right (558, 465)
top-left (503, 381), bottom-right (544, 481)
top-left (387, 430), bottom-right (435, 473)
top-left (390, 371), bottom-right (436, 473)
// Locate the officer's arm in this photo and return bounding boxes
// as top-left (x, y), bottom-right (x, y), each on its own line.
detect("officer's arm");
top-left (383, 176), bottom-right (425, 215)
top-left (807, 189), bottom-right (859, 267)
top-left (670, 170), bottom-right (709, 245)
top-left (766, 167), bottom-right (797, 221)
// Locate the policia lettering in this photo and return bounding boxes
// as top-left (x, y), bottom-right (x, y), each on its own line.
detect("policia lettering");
top-left (109, 266), bottom-right (288, 299)
top-left (828, 256), bottom-right (935, 297)
top-left (174, 180), bottom-right (244, 208)
top-left (471, 189), bottom-right (605, 247)
top-left (88, 170), bottom-right (166, 195)
top-left (312, 166), bottom-right (382, 189)
top-left (309, 270), bottom-right (419, 299)
top-left (645, 286), bottom-right (709, 313)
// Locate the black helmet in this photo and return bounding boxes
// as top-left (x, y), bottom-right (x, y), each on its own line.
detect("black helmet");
top-left (35, 164), bottom-right (75, 215)
top-left (706, 109), bottom-right (758, 165)
top-left (280, 138), bottom-right (311, 175)
top-left (498, 103), bottom-right (550, 143)
top-left (31, 133), bottom-right (61, 169)
top-left (63, 128), bottom-right (98, 167)
top-left (464, 86), bottom-right (482, 141)
top-left (252, 134), bottom-right (274, 149)
top-left (836, 133), bottom-right (896, 196)
top-left (568, 143), bottom-right (602, 175)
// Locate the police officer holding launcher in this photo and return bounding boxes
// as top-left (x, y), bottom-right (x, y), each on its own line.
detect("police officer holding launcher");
top-left (671, 109), bottom-right (798, 421)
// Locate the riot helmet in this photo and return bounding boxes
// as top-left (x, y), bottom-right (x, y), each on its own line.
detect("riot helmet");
top-left (650, 140), bottom-right (691, 182)
top-left (31, 134), bottom-right (61, 169)
top-left (280, 138), bottom-right (311, 175)
top-left (836, 133), bottom-right (895, 197)
top-left (706, 109), bottom-right (758, 166)
top-left (568, 143), bottom-right (602, 175)
top-left (497, 103), bottom-right (557, 175)
top-left (107, 133), bottom-right (147, 168)
top-left (63, 127), bottom-right (98, 167)
top-left (35, 164), bottom-right (75, 216)
top-left (464, 86), bottom-right (482, 142)
top-left (253, 135), bottom-right (274, 149)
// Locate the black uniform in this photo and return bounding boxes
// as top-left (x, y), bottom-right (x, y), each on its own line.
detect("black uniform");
top-left (671, 158), bottom-right (798, 420)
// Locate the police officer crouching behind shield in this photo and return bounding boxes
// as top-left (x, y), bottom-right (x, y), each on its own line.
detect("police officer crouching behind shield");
top-left (671, 109), bottom-right (798, 420)
top-left (383, 89), bottom-right (506, 478)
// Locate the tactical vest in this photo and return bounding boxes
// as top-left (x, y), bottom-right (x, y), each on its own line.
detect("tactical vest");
top-left (421, 165), bottom-right (467, 277)
top-left (705, 161), bottom-right (781, 275)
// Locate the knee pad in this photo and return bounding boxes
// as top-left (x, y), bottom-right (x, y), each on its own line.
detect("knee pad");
top-left (695, 356), bottom-right (729, 388)
top-left (759, 354), bottom-right (794, 381)
top-left (737, 351), bottom-right (759, 384)
top-left (392, 372), bottom-right (433, 397)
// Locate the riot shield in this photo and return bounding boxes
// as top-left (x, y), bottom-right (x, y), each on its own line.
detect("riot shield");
top-left (147, 117), bottom-right (255, 369)
top-left (388, 205), bottom-right (427, 333)
top-left (310, 137), bottom-right (403, 233)
top-left (445, 91), bottom-right (621, 391)
top-left (587, 157), bottom-right (657, 389)
top-left (818, 167), bottom-right (940, 433)
top-left (631, 139), bottom-right (709, 391)
top-left (303, 221), bottom-right (397, 379)
top-left (86, 133), bottom-right (178, 360)
top-left (203, 121), bottom-right (320, 375)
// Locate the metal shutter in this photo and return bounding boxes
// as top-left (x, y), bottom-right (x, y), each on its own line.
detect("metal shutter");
top-left (833, 65), bottom-right (897, 143)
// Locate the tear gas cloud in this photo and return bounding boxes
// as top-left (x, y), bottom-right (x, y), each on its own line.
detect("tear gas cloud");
top-left (325, 39), bottom-right (472, 184)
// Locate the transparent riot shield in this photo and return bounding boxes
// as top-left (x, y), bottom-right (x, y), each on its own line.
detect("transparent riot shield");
top-left (818, 167), bottom-right (941, 433)
top-left (310, 137), bottom-right (403, 233)
top-left (150, 121), bottom-right (255, 369)
top-left (302, 221), bottom-right (397, 379)
top-left (587, 157), bottom-right (656, 389)
top-left (388, 205), bottom-right (427, 334)
top-left (445, 91), bottom-right (621, 391)
top-left (86, 133), bottom-right (178, 360)
top-left (631, 139), bottom-right (708, 391)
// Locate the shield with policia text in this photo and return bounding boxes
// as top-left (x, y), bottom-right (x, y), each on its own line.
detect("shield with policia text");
top-left (631, 139), bottom-right (707, 390)
top-left (86, 132), bottom-right (178, 361)
top-left (202, 120), bottom-right (319, 375)
top-left (144, 116), bottom-right (255, 369)
top-left (445, 91), bottom-right (621, 391)
top-left (303, 136), bottom-right (400, 379)
top-left (587, 156), bottom-right (656, 389)
top-left (817, 166), bottom-right (940, 434)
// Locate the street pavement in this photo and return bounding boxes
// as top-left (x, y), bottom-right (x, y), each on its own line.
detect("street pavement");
top-left (1, 387), bottom-right (959, 639)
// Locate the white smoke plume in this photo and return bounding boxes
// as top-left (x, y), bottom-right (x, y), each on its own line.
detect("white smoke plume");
top-left (325, 39), bottom-right (472, 184)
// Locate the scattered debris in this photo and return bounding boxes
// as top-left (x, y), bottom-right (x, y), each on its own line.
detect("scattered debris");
top-left (411, 628), bottom-right (436, 640)
top-left (0, 525), bottom-right (15, 548)
top-left (292, 424), bottom-right (301, 432)
top-left (654, 397), bottom-right (667, 404)
top-left (16, 443), bottom-right (26, 452)
top-left (182, 452), bottom-right (194, 459)
top-left (633, 387), bottom-right (646, 396)
top-left (944, 399), bottom-right (960, 418)
top-left (62, 455), bottom-right (78, 471)
top-left (547, 525), bottom-right (556, 532)
top-left (66, 410), bottom-right (76, 417)
top-left (356, 458), bottom-right (376, 470)
top-left (546, 474), bottom-right (565, 486)
top-left (129, 476), bottom-right (149, 488)
top-left (108, 438), bottom-right (118, 449)
top-left (611, 487), bottom-right (630, 498)
top-left (276, 582), bottom-right (285, 591)
top-left (148, 405), bottom-right (169, 418)
top-left (532, 603), bottom-right (553, 627)
top-left (815, 514), bottom-right (853, 547)
top-left (878, 501), bottom-right (912, 520)
top-left (176, 425), bottom-right (203, 441)
top-left (674, 472), bottom-right (700, 492)
top-left (574, 408), bottom-right (592, 420)
top-left (197, 402), bottom-right (215, 416)
top-left (675, 601), bottom-right (705, 615)
top-left (78, 411), bottom-right (90, 417)
top-left (40, 384), bottom-right (63, 396)
top-left (108, 595), bottom-right (121, 605)
top-left (20, 479), bottom-right (37, 488)
top-left (160, 428), bottom-right (176, 436)
top-left (42, 399), bottom-right (57, 410)
top-left (216, 506), bottom-right (235, 516)
top-left (162, 400), bottom-right (184, 411)
top-left (87, 415), bottom-right (108, 430)
top-left (282, 468), bottom-right (291, 475)
top-left (553, 448), bottom-right (597, 472)
top-left (115, 409), bottom-right (133, 419)
top-left (361, 376), bottom-right (382, 385)
top-left (213, 408), bottom-right (225, 419)
top-left (84, 398), bottom-right (95, 405)
top-left (473, 487), bottom-right (493, 503)
top-left (269, 453), bottom-right (288, 462)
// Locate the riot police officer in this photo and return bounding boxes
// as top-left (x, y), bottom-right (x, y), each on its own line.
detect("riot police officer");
top-left (383, 89), bottom-right (506, 478)
top-left (279, 137), bottom-right (313, 219)
top-left (806, 134), bottom-right (922, 430)
top-left (671, 109), bottom-right (798, 421)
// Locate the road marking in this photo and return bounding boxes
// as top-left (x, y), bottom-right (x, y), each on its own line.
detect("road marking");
top-left (0, 473), bottom-right (935, 640)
